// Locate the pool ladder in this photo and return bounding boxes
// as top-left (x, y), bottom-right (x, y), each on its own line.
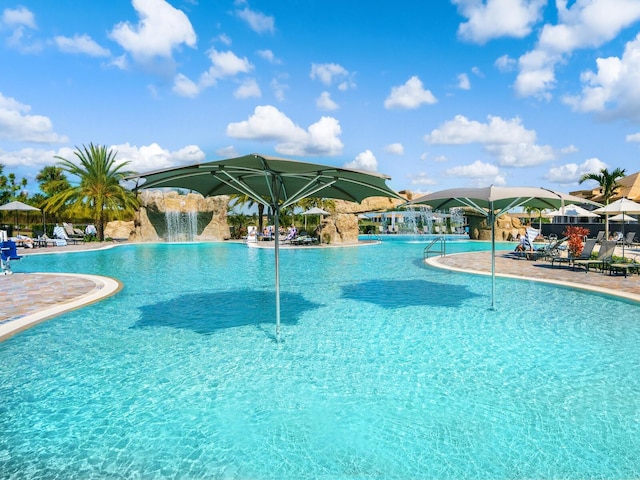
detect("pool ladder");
top-left (423, 236), bottom-right (446, 262)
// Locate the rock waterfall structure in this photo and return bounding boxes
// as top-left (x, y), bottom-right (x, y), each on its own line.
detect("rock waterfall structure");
top-left (131, 191), bottom-right (230, 242)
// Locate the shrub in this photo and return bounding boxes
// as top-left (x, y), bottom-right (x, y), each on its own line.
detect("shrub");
top-left (562, 226), bottom-right (590, 258)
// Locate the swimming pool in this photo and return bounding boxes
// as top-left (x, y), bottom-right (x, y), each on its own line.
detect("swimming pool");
top-left (1, 239), bottom-right (639, 479)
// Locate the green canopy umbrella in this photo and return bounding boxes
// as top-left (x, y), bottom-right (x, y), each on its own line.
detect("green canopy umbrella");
top-left (405, 186), bottom-right (602, 309)
top-left (128, 153), bottom-right (402, 340)
top-left (0, 201), bottom-right (40, 236)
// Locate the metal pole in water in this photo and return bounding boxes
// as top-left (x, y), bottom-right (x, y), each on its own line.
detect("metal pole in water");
top-left (274, 207), bottom-right (281, 342)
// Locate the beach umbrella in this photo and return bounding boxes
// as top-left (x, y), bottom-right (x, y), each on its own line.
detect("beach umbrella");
top-left (405, 186), bottom-right (602, 309)
top-left (593, 197), bottom-right (640, 257)
top-left (129, 153), bottom-right (402, 341)
top-left (0, 201), bottom-right (40, 236)
top-left (301, 206), bottom-right (330, 231)
top-left (544, 204), bottom-right (600, 219)
top-left (609, 213), bottom-right (637, 222)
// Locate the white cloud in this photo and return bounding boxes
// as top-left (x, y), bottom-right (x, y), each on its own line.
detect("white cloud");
top-left (626, 132), bottom-right (640, 142)
top-left (234, 78), bottom-right (261, 99)
top-left (216, 145), bottom-right (240, 158)
top-left (1, 6), bottom-right (41, 52)
top-left (310, 63), bottom-right (354, 89)
top-left (426, 114), bottom-right (535, 144)
top-left (235, 5), bottom-right (275, 34)
top-left (514, 0), bottom-right (640, 98)
top-left (563, 33), bottom-right (640, 118)
top-left (485, 142), bottom-right (554, 167)
top-left (343, 150), bottom-right (378, 172)
top-left (544, 157), bottom-right (608, 184)
top-left (410, 172), bottom-right (437, 186)
top-left (316, 91), bottom-right (338, 111)
top-left (172, 73), bottom-right (199, 98)
top-left (453, 0), bottom-right (545, 44)
top-left (271, 76), bottom-right (288, 101)
top-left (444, 160), bottom-right (506, 185)
top-left (560, 144), bottom-right (579, 154)
top-left (257, 49), bottom-right (279, 64)
top-left (200, 48), bottom-right (253, 87)
top-left (113, 142), bottom-right (205, 173)
top-left (0, 146), bottom-right (73, 168)
top-left (457, 73), bottom-right (471, 90)
top-left (426, 114), bottom-right (554, 167)
top-left (109, 0), bottom-right (196, 61)
top-left (495, 54), bottom-right (516, 72)
top-left (173, 48), bottom-right (253, 97)
top-left (384, 76), bottom-right (437, 110)
top-left (54, 34), bottom-right (110, 57)
top-left (226, 105), bottom-right (343, 156)
top-left (2, 6), bottom-right (36, 28)
top-left (384, 143), bottom-right (404, 155)
top-left (0, 92), bottom-right (68, 144)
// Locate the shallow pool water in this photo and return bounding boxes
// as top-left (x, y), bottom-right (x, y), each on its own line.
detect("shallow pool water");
top-left (1, 239), bottom-right (639, 479)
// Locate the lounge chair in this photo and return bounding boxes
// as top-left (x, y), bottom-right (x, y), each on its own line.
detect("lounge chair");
top-left (559, 238), bottom-right (598, 268)
top-left (54, 225), bottom-right (80, 245)
top-left (593, 230), bottom-right (605, 244)
top-left (536, 235), bottom-right (568, 263)
top-left (1, 240), bottom-right (22, 275)
top-left (608, 254), bottom-right (640, 277)
top-left (573, 240), bottom-right (617, 273)
top-left (622, 231), bottom-right (638, 248)
top-left (63, 223), bottom-right (85, 242)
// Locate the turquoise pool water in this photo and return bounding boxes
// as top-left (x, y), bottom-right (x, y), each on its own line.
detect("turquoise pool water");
top-left (1, 239), bottom-right (640, 479)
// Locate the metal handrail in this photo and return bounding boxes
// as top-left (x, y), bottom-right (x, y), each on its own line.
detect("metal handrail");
top-left (423, 236), bottom-right (446, 261)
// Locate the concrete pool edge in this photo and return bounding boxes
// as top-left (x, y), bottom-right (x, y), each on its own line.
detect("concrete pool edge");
top-left (426, 252), bottom-right (640, 303)
top-left (0, 273), bottom-right (123, 342)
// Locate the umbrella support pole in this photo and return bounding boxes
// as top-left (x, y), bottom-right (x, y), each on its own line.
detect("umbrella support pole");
top-left (490, 209), bottom-right (496, 310)
top-left (274, 207), bottom-right (281, 343)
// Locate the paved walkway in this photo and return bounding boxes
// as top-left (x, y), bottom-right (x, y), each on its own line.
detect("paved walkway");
top-left (427, 248), bottom-right (640, 303)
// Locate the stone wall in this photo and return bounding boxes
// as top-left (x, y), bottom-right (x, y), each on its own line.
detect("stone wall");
top-left (131, 190), bottom-right (231, 242)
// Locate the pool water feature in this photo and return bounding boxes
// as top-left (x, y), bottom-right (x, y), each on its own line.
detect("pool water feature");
top-left (1, 240), bottom-right (639, 479)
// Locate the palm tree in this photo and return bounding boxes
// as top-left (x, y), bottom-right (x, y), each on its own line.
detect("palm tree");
top-left (45, 143), bottom-right (139, 241)
top-left (229, 194), bottom-right (266, 232)
top-left (579, 167), bottom-right (626, 239)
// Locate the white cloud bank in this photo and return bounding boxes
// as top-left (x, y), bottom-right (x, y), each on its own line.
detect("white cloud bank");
top-left (544, 157), bottom-right (608, 184)
top-left (0, 92), bottom-right (68, 144)
top-left (425, 114), bottom-right (554, 167)
top-left (563, 33), bottom-right (640, 120)
top-left (514, 0), bottom-right (640, 99)
top-left (226, 105), bottom-right (343, 157)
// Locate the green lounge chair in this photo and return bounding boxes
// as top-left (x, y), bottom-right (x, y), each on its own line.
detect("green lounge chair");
top-left (573, 240), bottom-right (617, 273)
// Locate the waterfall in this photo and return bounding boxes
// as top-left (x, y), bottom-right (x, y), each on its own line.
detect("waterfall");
top-left (165, 210), bottom-right (198, 242)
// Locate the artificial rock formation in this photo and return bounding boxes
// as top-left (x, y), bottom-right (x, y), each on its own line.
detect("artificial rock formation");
top-left (130, 190), bottom-right (231, 242)
top-left (315, 196), bottom-right (406, 244)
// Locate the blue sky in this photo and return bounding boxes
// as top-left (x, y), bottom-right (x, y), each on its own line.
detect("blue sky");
top-left (2, 0), bottom-right (640, 196)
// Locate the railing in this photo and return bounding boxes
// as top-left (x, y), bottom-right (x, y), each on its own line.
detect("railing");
top-left (366, 232), bottom-right (382, 242)
top-left (423, 236), bottom-right (446, 261)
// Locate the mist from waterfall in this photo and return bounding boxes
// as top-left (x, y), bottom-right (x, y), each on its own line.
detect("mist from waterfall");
top-left (165, 210), bottom-right (198, 242)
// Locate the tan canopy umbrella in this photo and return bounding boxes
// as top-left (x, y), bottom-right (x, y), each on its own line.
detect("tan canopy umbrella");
top-left (405, 186), bottom-right (602, 308)
top-left (129, 153), bottom-right (402, 340)
top-left (0, 200), bottom-right (40, 236)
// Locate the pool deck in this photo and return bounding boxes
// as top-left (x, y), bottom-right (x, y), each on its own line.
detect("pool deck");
top-left (1, 241), bottom-right (639, 341)
top-left (427, 245), bottom-right (640, 303)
